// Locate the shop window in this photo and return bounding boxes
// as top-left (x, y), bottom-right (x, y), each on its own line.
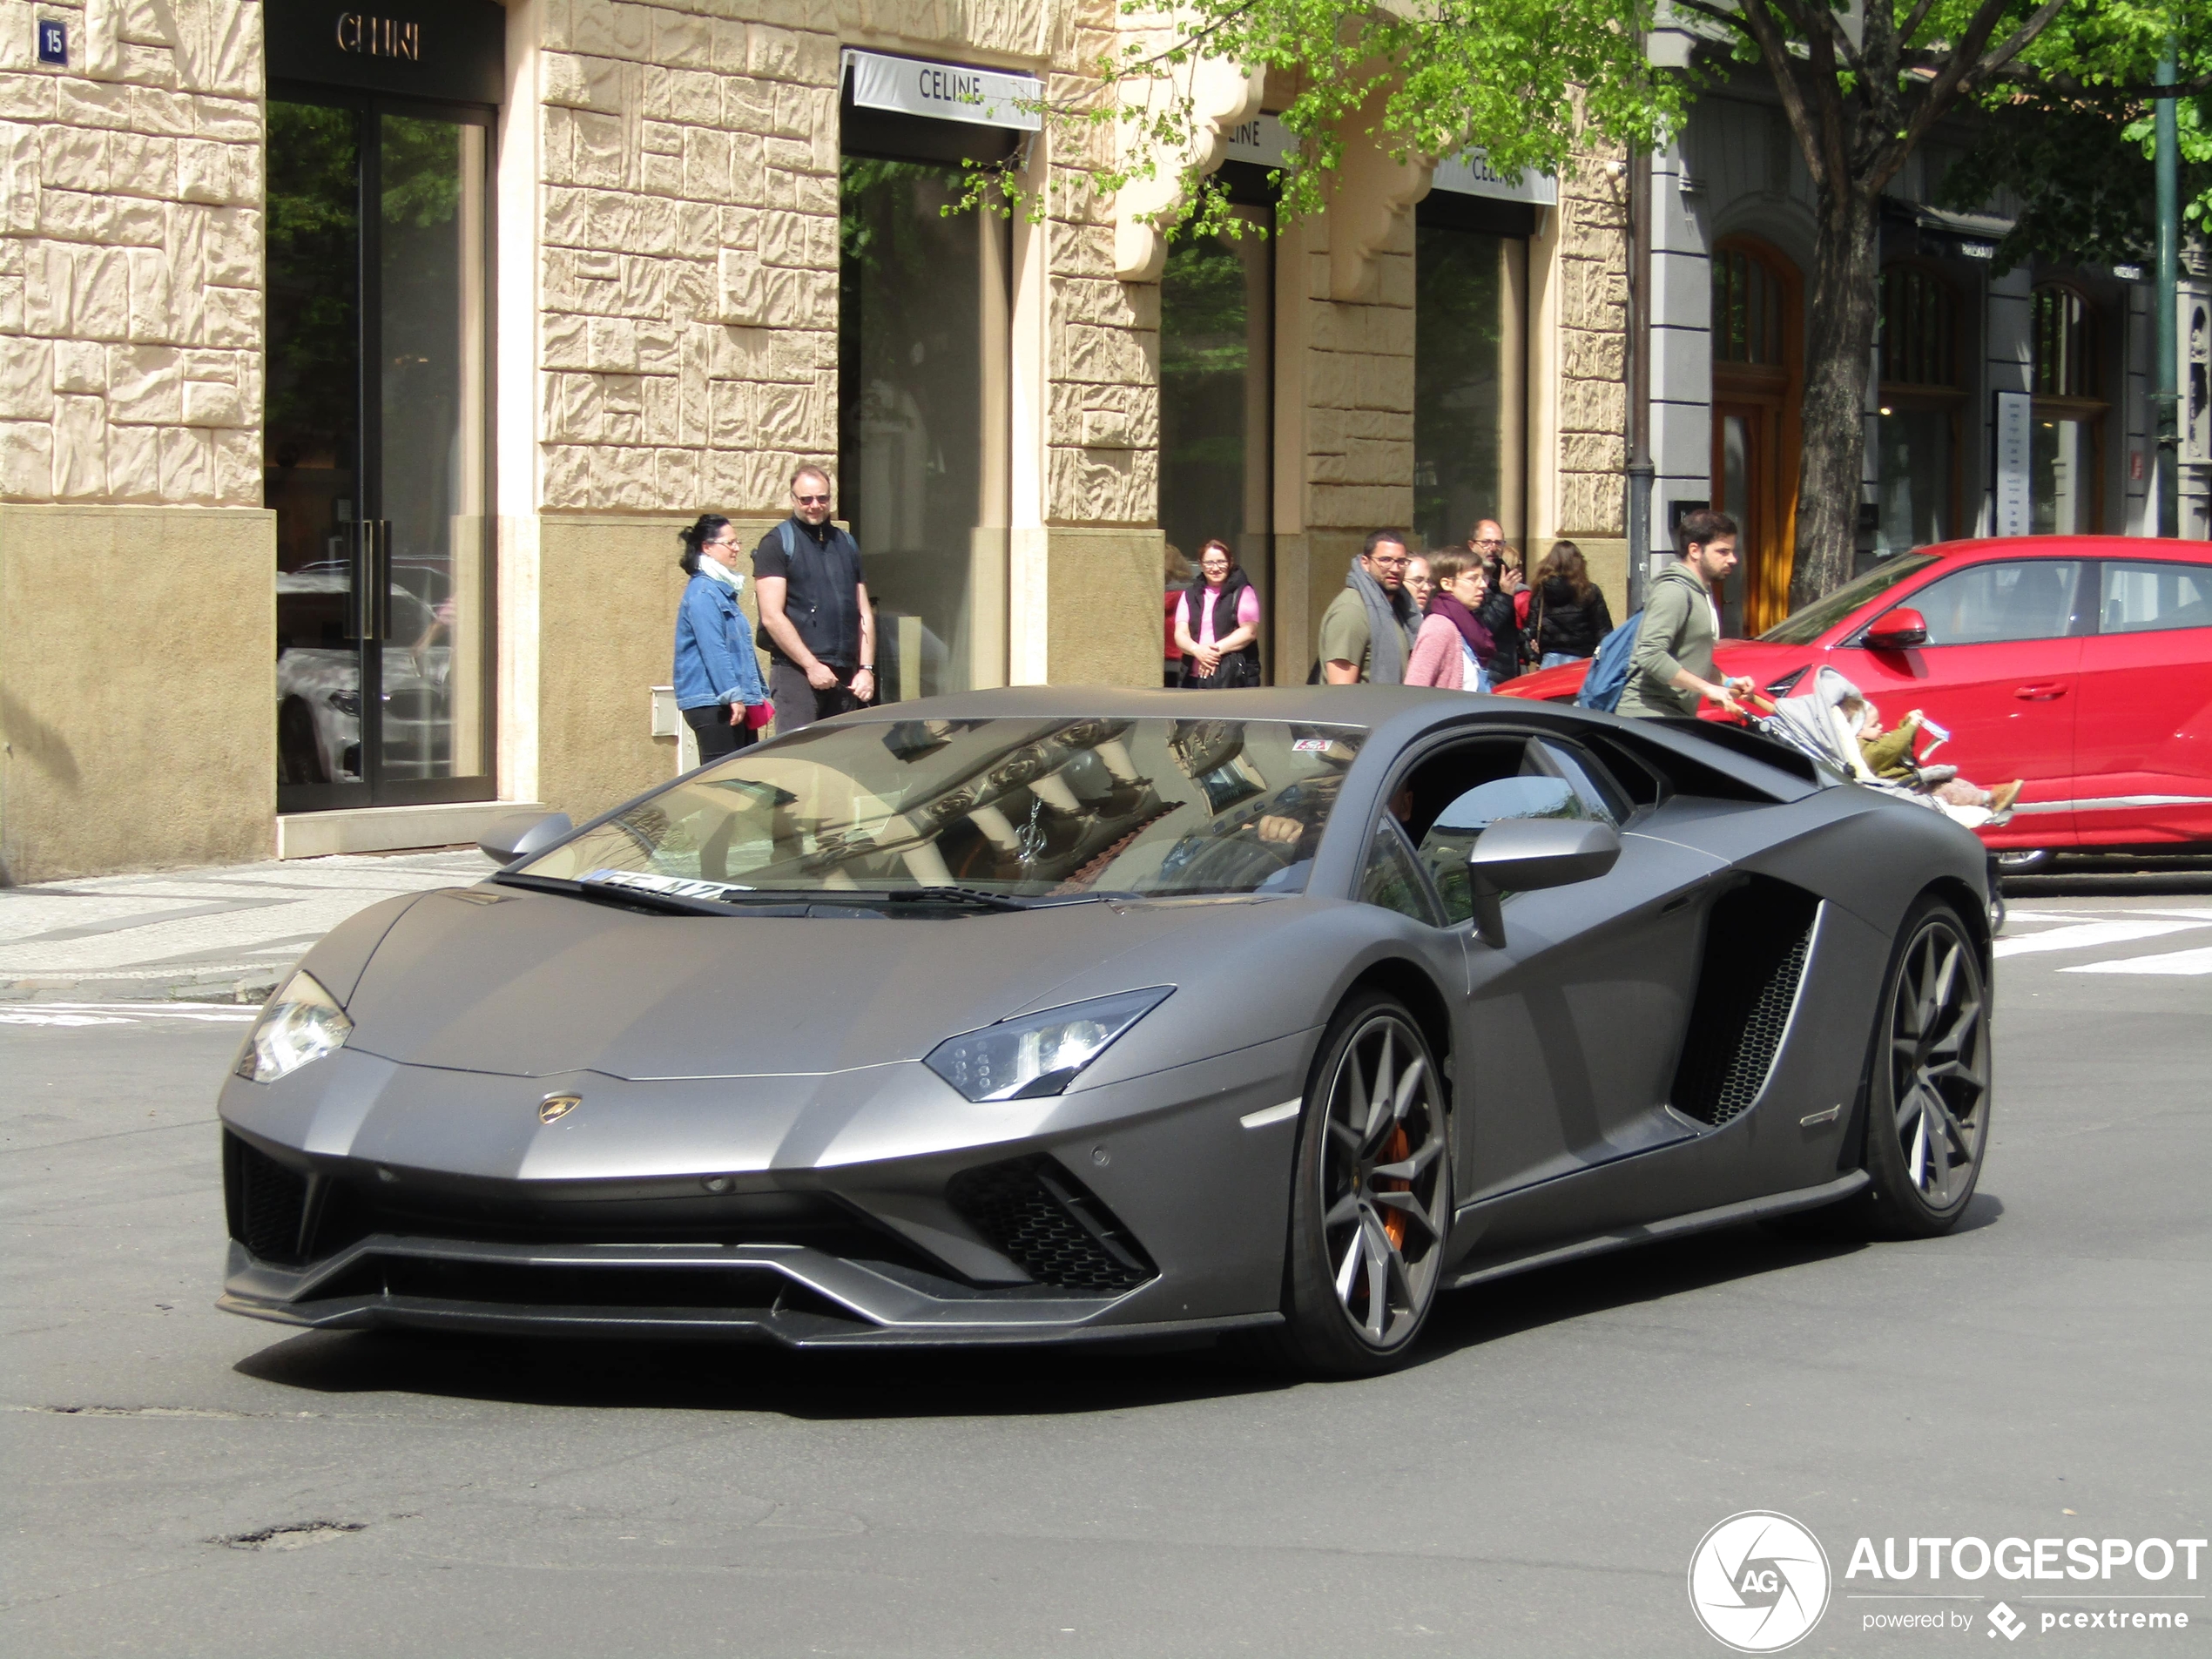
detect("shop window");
top-left (1413, 221), bottom-right (1523, 552)
top-left (1713, 246), bottom-right (1787, 366)
top-left (1710, 238), bottom-right (1801, 635)
top-left (265, 95), bottom-right (494, 811)
top-left (2029, 284), bottom-right (2105, 534)
top-left (838, 158), bottom-right (1011, 700)
top-left (1160, 200), bottom-right (1273, 662)
top-left (1874, 264), bottom-right (1963, 555)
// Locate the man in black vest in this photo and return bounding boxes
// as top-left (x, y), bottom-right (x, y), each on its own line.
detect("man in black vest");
top-left (752, 464), bottom-right (875, 734)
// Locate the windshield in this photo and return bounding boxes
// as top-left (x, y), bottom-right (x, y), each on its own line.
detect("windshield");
top-left (516, 717), bottom-right (1369, 901)
top-left (1756, 551), bottom-right (1942, 645)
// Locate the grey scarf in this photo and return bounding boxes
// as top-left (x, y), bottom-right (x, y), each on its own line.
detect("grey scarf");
top-left (1347, 556), bottom-right (1417, 684)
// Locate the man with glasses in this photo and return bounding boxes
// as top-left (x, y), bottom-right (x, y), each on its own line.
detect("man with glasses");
top-left (1317, 529), bottom-right (1420, 685)
top-left (1466, 518), bottom-right (1524, 685)
top-left (752, 464), bottom-right (875, 734)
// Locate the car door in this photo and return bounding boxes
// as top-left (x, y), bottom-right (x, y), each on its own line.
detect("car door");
top-left (1393, 733), bottom-right (1724, 1211)
top-left (2069, 557), bottom-right (2212, 845)
top-left (1833, 555), bottom-right (2089, 844)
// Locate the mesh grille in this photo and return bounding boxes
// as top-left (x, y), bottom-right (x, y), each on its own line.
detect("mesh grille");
top-left (946, 1158), bottom-right (1157, 1293)
top-left (226, 1134), bottom-right (309, 1265)
top-left (1672, 879), bottom-right (1820, 1128)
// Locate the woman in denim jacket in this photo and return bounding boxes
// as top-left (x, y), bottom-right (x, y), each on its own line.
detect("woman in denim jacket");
top-left (673, 513), bottom-right (771, 760)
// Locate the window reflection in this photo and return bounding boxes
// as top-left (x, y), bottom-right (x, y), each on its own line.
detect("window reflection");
top-left (1414, 224), bottom-right (1509, 550)
top-left (839, 158), bottom-right (1010, 703)
top-left (1161, 209), bottom-right (1272, 624)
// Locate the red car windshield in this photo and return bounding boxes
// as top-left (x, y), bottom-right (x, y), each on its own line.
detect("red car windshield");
top-left (1756, 552), bottom-right (1942, 645)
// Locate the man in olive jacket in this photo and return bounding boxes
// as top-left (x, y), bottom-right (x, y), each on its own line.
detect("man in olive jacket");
top-left (1617, 508), bottom-right (1757, 719)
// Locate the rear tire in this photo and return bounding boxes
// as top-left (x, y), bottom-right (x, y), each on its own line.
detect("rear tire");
top-left (1854, 897), bottom-right (1993, 1238)
top-left (1264, 993), bottom-right (1453, 1377)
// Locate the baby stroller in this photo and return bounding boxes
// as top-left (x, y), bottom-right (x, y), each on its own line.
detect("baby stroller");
top-left (1742, 667), bottom-right (2010, 933)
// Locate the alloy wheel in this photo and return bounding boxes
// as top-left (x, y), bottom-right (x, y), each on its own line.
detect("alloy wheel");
top-left (1885, 915), bottom-right (1989, 1211)
top-left (1318, 1013), bottom-right (1450, 1349)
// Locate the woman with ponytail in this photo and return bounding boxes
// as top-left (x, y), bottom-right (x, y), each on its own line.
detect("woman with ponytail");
top-left (673, 513), bottom-right (772, 760)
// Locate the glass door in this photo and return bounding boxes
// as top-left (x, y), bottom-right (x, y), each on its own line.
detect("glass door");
top-left (267, 93), bottom-right (493, 812)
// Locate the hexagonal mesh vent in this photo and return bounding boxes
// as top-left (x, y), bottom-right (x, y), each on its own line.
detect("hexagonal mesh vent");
top-left (945, 1157), bottom-right (1157, 1293)
top-left (1671, 878), bottom-right (1820, 1128)
top-left (225, 1133), bottom-right (309, 1265)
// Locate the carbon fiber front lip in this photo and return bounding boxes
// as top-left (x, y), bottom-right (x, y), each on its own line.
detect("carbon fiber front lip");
top-left (216, 1235), bottom-right (1278, 1347)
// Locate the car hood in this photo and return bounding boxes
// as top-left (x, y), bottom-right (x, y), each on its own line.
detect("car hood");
top-left (1499, 640), bottom-right (1812, 708)
top-left (336, 885), bottom-right (1223, 1081)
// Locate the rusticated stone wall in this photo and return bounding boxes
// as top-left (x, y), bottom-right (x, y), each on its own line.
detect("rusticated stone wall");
top-left (1552, 152), bottom-right (1629, 539)
top-left (1044, 34), bottom-right (1157, 528)
top-left (533, 0), bottom-right (1155, 524)
top-left (534, 0), bottom-right (844, 510)
top-left (0, 0), bottom-right (265, 505)
top-left (1300, 212), bottom-right (1415, 536)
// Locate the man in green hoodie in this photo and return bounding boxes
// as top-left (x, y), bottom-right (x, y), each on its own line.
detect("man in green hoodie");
top-left (1617, 509), bottom-right (1757, 719)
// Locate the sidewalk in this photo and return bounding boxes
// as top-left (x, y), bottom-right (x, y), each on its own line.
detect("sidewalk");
top-left (0, 849), bottom-right (496, 1002)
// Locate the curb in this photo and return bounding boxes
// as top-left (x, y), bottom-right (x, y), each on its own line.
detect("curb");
top-left (1, 968), bottom-right (283, 1007)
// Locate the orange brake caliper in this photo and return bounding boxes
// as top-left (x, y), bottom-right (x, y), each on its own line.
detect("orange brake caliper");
top-left (1377, 1123), bottom-right (1411, 1251)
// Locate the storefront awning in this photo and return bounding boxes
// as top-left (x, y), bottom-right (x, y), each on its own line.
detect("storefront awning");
top-left (842, 50), bottom-right (1042, 132)
top-left (1220, 113), bottom-right (1555, 206)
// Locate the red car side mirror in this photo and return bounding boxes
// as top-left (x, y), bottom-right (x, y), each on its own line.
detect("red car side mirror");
top-left (1864, 607), bottom-right (1929, 651)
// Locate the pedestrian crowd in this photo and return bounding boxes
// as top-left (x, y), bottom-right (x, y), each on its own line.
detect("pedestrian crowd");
top-left (671, 464), bottom-right (1750, 756)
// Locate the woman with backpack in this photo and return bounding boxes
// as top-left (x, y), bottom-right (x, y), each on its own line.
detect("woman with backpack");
top-left (1526, 540), bottom-right (1615, 669)
top-left (673, 513), bottom-right (772, 761)
top-left (1173, 540), bottom-right (1263, 687)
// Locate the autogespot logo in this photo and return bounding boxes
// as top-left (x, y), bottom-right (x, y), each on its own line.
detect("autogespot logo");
top-left (1689, 1511), bottom-right (1833, 1653)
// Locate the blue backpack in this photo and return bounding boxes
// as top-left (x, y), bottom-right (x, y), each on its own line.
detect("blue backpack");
top-left (1575, 611), bottom-right (1644, 712)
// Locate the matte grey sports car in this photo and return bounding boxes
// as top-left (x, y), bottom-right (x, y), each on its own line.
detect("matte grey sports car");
top-left (218, 687), bottom-right (1995, 1374)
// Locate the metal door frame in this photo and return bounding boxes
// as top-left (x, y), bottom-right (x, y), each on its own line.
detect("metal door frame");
top-left (271, 84), bottom-right (498, 814)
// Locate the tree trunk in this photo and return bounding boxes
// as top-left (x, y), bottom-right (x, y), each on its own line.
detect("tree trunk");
top-left (1788, 179), bottom-right (1885, 610)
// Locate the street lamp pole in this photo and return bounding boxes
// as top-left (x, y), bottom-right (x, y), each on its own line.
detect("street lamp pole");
top-left (1627, 147), bottom-right (1655, 610)
top-left (2156, 44), bottom-right (2180, 539)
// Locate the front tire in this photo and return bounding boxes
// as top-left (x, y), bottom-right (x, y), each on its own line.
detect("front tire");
top-left (1271, 993), bottom-right (1453, 1376)
top-left (1858, 898), bottom-right (1993, 1237)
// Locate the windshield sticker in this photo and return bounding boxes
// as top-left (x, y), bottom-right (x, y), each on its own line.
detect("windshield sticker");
top-left (583, 868), bottom-right (755, 901)
top-left (1292, 738), bottom-right (1332, 752)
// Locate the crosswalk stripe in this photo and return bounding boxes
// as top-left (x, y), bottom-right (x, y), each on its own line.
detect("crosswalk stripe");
top-left (0, 1001), bottom-right (257, 1027)
top-left (1993, 919), bottom-right (2211, 959)
top-left (2062, 944), bottom-right (2212, 976)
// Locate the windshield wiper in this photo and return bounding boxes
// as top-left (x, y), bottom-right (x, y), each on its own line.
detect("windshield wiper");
top-left (812, 887), bottom-right (1035, 912)
top-left (494, 871), bottom-right (750, 917)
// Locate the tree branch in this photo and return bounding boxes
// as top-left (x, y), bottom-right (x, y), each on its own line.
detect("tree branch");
top-left (1979, 63), bottom-right (2210, 102)
top-left (1895, 0), bottom-right (2054, 154)
top-left (1898, 0), bottom-right (1939, 48)
top-left (1857, 0), bottom-right (1905, 137)
top-left (1967, 0), bottom-right (2074, 90)
top-left (1666, 0), bottom-right (1753, 37)
top-left (1736, 0), bottom-right (1838, 195)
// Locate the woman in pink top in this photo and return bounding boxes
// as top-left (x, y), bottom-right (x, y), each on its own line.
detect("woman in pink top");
top-left (1173, 540), bottom-right (1263, 687)
top-left (1403, 551), bottom-right (1494, 691)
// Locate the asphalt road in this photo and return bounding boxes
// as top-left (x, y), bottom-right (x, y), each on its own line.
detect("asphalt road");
top-left (3, 877), bottom-right (2207, 1658)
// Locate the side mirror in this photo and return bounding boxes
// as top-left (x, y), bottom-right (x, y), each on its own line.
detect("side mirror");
top-left (1864, 607), bottom-right (1929, 651)
top-left (478, 810), bottom-right (572, 867)
top-left (1467, 817), bottom-right (1622, 949)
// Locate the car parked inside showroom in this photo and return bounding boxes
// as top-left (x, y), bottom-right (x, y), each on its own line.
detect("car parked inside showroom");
top-left (1501, 536), bottom-right (2212, 870)
top-left (218, 688), bottom-right (1995, 1374)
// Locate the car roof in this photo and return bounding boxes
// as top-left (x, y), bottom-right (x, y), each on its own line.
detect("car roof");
top-left (792, 685), bottom-right (1824, 804)
top-left (1918, 536), bottom-right (2212, 565)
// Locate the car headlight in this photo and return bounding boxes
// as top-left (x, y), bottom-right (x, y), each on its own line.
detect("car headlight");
top-left (233, 968), bottom-right (354, 1083)
top-left (924, 988), bottom-right (1172, 1102)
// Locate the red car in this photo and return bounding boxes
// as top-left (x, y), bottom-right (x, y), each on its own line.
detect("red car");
top-left (1500, 536), bottom-right (2212, 862)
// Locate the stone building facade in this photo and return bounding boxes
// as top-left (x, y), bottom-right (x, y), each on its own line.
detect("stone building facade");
top-left (0, 0), bottom-right (1634, 882)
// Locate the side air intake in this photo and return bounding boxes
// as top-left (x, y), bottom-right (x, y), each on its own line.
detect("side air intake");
top-left (945, 1157), bottom-right (1157, 1293)
top-left (1671, 877), bottom-right (1820, 1128)
top-left (225, 1133), bottom-right (311, 1265)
